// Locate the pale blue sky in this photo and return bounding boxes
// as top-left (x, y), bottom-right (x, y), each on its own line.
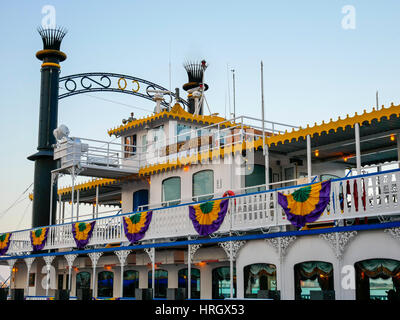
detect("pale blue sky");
top-left (1, 0), bottom-right (400, 232)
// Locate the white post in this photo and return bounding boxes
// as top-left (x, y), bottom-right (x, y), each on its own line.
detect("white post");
top-left (88, 252), bottom-right (103, 299)
top-left (76, 190), bottom-right (80, 221)
top-left (397, 133), bottom-right (400, 168)
top-left (152, 248), bottom-right (155, 299)
top-left (307, 134), bottom-right (312, 182)
top-left (58, 194), bottom-right (62, 224)
top-left (188, 243), bottom-right (192, 300)
top-left (261, 61), bottom-right (269, 190)
top-left (355, 123), bottom-right (361, 174)
top-left (95, 185), bottom-right (99, 218)
top-left (230, 240), bottom-right (234, 299)
top-left (24, 258), bottom-right (35, 298)
top-left (71, 167), bottom-right (75, 221)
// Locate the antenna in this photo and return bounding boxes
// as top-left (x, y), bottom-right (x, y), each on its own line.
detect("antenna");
top-left (231, 69), bottom-right (236, 119)
top-left (376, 90), bottom-right (379, 110)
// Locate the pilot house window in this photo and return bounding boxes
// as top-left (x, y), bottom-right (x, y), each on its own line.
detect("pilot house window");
top-left (124, 135), bottom-right (137, 158)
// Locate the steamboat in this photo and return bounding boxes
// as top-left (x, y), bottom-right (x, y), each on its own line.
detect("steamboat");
top-left (1, 26), bottom-right (400, 301)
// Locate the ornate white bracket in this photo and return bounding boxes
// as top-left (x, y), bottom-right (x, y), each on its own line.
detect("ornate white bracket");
top-left (65, 254), bottom-right (78, 269)
top-left (218, 240), bottom-right (246, 261)
top-left (24, 257), bottom-right (35, 273)
top-left (319, 231), bottom-right (357, 259)
top-left (189, 244), bottom-right (202, 261)
top-left (43, 255), bottom-right (56, 271)
top-left (88, 252), bottom-right (103, 268)
top-left (115, 250), bottom-right (131, 266)
top-left (265, 236), bottom-right (296, 261)
top-left (144, 247), bottom-right (155, 264)
top-left (384, 227), bottom-right (400, 241)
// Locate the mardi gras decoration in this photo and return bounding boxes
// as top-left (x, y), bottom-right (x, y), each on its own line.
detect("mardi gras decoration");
top-left (30, 227), bottom-right (49, 251)
top-left (122, 211), bottom-right (153, 243)
top-left (189, 199), bottom-right (229, 236)
top-left (72, 222), bottom-right (96, 249)
top-left (278, 181), bottom-right (331, 228)
top-left (0, 233), bottom-right (12, 256)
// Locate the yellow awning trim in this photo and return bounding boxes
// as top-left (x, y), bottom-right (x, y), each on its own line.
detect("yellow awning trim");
top-left (266, 103), bottom-right (400, 146)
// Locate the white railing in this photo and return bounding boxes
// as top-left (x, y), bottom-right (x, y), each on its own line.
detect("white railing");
top-left (4, 169), bottom-right (400, 255)
top-left (54, 115), bottom-right (298, 175)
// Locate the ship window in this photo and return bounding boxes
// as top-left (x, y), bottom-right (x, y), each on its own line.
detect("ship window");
top-left (162, 177), bottom-right (181, 206)
top-left (141, 134), bottom-right (147, 153)
top-left (148, 269), bottom-right (168, 298)
top-left (244, 263), bottom-right (277, 298)
top-left (177, 124), bottom-right (191, 143)
top-left (355, 258), bottom-right (400, 301)
top-left (76, 271), bottom-right (91, 291)
top-left (294, 261), bottom-right (334, 300)
top-left (245, 164), bottom-right (269, 193)
top-left (193, 170), bottom-right (214, 201)
top-left (123, 270), bottom-right (139, 298)
top-left (97, 271), bottom-right (114, 298)
top-left (178, 268), bottom-right (201, 299)
top-left (124, 134), bottom-right (137, 158)
top-left (212, 266), bottom-right (236, 299)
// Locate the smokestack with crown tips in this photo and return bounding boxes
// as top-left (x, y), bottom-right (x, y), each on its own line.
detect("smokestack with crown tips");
top-left (183, 60), bottom-right (208, 115)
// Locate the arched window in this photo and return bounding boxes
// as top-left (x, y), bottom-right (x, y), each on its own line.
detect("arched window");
top-left (76, 271), bottom-right (91, 292)
top-left (243, 263), bottom-right (277, 298)
top-left (178, 268), bottom-right (201, 299)
top-left (123, 270), bottom-right (139, 297)
top-left (355, 258), bottom-right (400, 301)
top-left (294, 261), bottom-right (334, 300)
top-left (148, 269), bottom-right (168, 298)
top-left (212, 266), bottom-right (236, 299)
top-left (193, 170), bottom-right (214, 201)
top-left (162, 177), bottom-right (181, 206)
top-left (97, 271), bottom-right (114, 298)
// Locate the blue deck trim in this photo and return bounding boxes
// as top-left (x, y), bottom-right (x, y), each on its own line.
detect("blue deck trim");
top-left (1, 220), bottom-right (399, 262)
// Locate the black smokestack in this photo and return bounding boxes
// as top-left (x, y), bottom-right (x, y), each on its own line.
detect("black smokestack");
top-left (182, 60), bottom-right (208, 115)
top-left (28, 26), bottom-right (67, 228)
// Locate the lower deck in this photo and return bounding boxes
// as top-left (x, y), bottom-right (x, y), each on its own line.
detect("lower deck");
top-left (3, 224), bottom-right (400, 301)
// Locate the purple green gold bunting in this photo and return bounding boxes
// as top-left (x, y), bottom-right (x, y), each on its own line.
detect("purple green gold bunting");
top-left (189, 199), bottom-right (229, 236)
top-left (278, 181), bottom-right (331, 228)
top-left (72, 221), bottom-right (96, 249)
top-left (0, 233), bottom-right (12, 256)
top-left (123, 211), bottom-right (153, 243)
top-left (30, 227), bottom-right (49, 251)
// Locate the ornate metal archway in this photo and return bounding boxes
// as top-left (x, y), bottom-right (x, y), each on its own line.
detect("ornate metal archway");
top-left (58, 72), bottom-right (188, 108)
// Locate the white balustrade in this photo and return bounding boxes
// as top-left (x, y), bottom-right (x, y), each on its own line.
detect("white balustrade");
top-left (3, 169), bottom-right (400, 256)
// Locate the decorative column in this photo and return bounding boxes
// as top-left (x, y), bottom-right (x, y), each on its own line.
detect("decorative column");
top-left (219, 240), bottom-right (246, 298)
top-left (265, 236), bottom-right (297, 299)
top-left (187, 243), bottom-right (201, 299)
top-left (43, 256), bottom-right (56, 297)
top-left (115, 250), bottom-right (131, 298)
top-left (24, 257), bottom-right (35, 297)
top-left (319, 231), bottom-right (357, 300)
top-left (88, 252), bottom-right (103, 299)
top-left (65, 254), bottom-right (78, 292)
top-left (144, 247), bottom-right (155, 298)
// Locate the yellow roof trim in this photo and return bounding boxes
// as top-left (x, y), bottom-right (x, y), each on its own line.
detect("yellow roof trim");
top-left (107, 103), bottom-right (234, 136)
top-left (266, 103), bottom-right (400, 146)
